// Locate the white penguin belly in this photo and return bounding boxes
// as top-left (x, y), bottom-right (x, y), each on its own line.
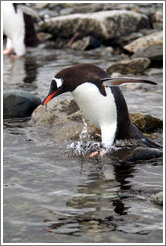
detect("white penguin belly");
top-left (72, 83), bottom-right (117, 147)
top-left (3, 2), bottom-right (26, 56)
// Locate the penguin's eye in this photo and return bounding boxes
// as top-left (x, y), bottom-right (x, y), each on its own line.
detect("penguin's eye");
top-left (52, 78), bottom-right (63, 90)
top-left (58, 85), bottom-right (63, 90)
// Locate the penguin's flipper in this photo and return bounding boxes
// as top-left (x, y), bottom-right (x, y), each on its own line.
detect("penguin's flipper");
top-left (100, 77), bottom-right (157, 85)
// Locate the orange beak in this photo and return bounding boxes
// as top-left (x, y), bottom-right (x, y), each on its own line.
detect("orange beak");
top-left (42, 91), bottom-right (58, 105)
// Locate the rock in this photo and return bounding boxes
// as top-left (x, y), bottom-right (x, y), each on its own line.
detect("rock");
top-left (132, 45), bottom-right (163, 63)
top-left (151, 191), bottom-right (163, 206)
top-left (113, 146), bottom-right (163, 162)
top-left (129, 113), bottom-right (163, 132)
top-left (30, 98), bottom-right (80, 126)
top-left (30, 98), bottom-right (100, 141)
top-left (39, 10), bottom-right (149, 41)
top-left (109, 32), bottom-right (143, 47)
top-left (123, 31), bottom-right (163, 53)
top-left (152, 10), bottom-right (163, 30)
top-left (38, 9), bottom-right (59, 19)
top-left (70, 36), bottom-right (101, 50)
top-left (3, 91), bottom-right (41, 119)
top-left (37, 32), bottom-right (53, 41)
top-left (32, 3), bottom-right (49, 9)
top-left (106, 57), bottom-right (151, 75)
top-left (152, 10), bottom-right (163, 23)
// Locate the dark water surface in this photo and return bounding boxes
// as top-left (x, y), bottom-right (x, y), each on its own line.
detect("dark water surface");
top-left (3, 46), bottom-right (163, 243)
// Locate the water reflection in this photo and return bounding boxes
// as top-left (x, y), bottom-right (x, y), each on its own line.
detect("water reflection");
top-left (3, 54), bottom-right (38, 91)
top-left (43, 159), bottom-right (135, 235)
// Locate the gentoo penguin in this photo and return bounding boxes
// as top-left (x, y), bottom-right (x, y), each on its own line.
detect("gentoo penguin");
top-left (42, 63), bottom-right (161, 152)
top-left (3, 2), bottom-right (39, 57)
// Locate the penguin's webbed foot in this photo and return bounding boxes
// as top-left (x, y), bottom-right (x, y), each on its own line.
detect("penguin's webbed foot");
top-left (89, 148), bottom-right (107, 158)
top-left (86, 143), bottom-right (107, 158)
top-left (3, 48), bottom-right (13, 55)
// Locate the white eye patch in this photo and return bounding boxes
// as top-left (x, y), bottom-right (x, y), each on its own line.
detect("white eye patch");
top-left (52, 78), bottom-right (63, 89)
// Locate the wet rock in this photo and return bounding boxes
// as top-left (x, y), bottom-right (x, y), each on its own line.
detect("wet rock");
top-left (3, 91), bottom-right (41, 119)
top-left (39, 10), bottom-right (149, 41)
top-left (114, 146), bottom-right (163, 162)
top-left (123, 31), bottom-right (163, 53)
top-left (106, 58), bottom-right (151, 75)
top-left (31, 98), bottom-right (100, 141)
top-left (70, 36), bottom-right (101, 50)
top-left (129, 113), bottom-right (163, 132)
top-left (151, 191), bottom-right (163, 206)
top-left (132, 45), bottom-right (163, 63)
top-left (30, 98), bottom-right (79, 126)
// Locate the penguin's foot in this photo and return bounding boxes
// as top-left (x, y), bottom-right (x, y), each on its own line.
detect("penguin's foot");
top-left (3, 49), bottom-right (20, 58)
top-left (86, 143), bottom-right (107, 158)
top-left (3, 48), bottom-right (13, 55)
top-left (89, 148), bottom-right (107, 158)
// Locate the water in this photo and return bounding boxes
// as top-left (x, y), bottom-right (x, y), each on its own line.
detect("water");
top-left (3, 46), bottom-right (163, 243)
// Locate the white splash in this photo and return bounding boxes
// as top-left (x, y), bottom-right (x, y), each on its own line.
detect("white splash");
top-left (68, 118), bottom-right (91, 156)
top-left (67, 119), bottom-right (119, 157)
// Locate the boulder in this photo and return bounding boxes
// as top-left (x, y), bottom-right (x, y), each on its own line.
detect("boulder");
top-left (30, 98), bottom-right (80, 126)
top-left (39, 10), bottom-right (149, 41)
top-left (129, 113), bottom-right (163, 132)
top-left (117, 146), bottom-right (163, 162)
top-left (106, 57), bottom-right (151, 75)
top-left (3, 91), bottom-right (41, 119)
top-left (132, 45), bottom-right (163, 63)
top-left (111, 147), bottom-right (163, 162)
top-left (152, 10), bottom-right (163, 30)
top-left (123, 31), bottom-right (163, 53)
top-left (30, 98), bottom-right (100, 141)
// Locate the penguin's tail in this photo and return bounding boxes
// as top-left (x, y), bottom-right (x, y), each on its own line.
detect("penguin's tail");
top-left (141, 136), bottom-right (163, 149)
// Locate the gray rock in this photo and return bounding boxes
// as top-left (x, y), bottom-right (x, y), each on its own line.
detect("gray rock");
top-left (152, 10), bottom-right (163, 30)
top-left (30, 98), bottom-right (99, 141)
top-left (3, 91), bottom-right (41, 119)
top-left (39, 10), bottom-right (149, 41)
top-left (151, 191), bottom-right (163, 206)
top-left (30, 98), bottom-right (80, 126)
top-left (70, 36), bottom-right (101, 50)
top-left (113, 146), bottom-right (163, 162)
top-left (132, 45), bottom-right (163, 62)
top-left (123, 31), bottom-right (163, 53)
top-left (106, 57), bottom-right (151, 75)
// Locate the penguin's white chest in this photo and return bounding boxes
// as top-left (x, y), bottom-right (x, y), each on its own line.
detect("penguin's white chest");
top-left (72, 83), bottom-right (117, 147)
top-left (3, 3), bottom-right (25, 38)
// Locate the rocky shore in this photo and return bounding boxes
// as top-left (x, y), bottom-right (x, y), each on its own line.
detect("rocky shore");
top-left (35, 2), bottom-right (163, 63)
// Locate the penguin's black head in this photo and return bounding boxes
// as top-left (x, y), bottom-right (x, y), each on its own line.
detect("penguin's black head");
top-left (42, 64), bottom-right (111, 105)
